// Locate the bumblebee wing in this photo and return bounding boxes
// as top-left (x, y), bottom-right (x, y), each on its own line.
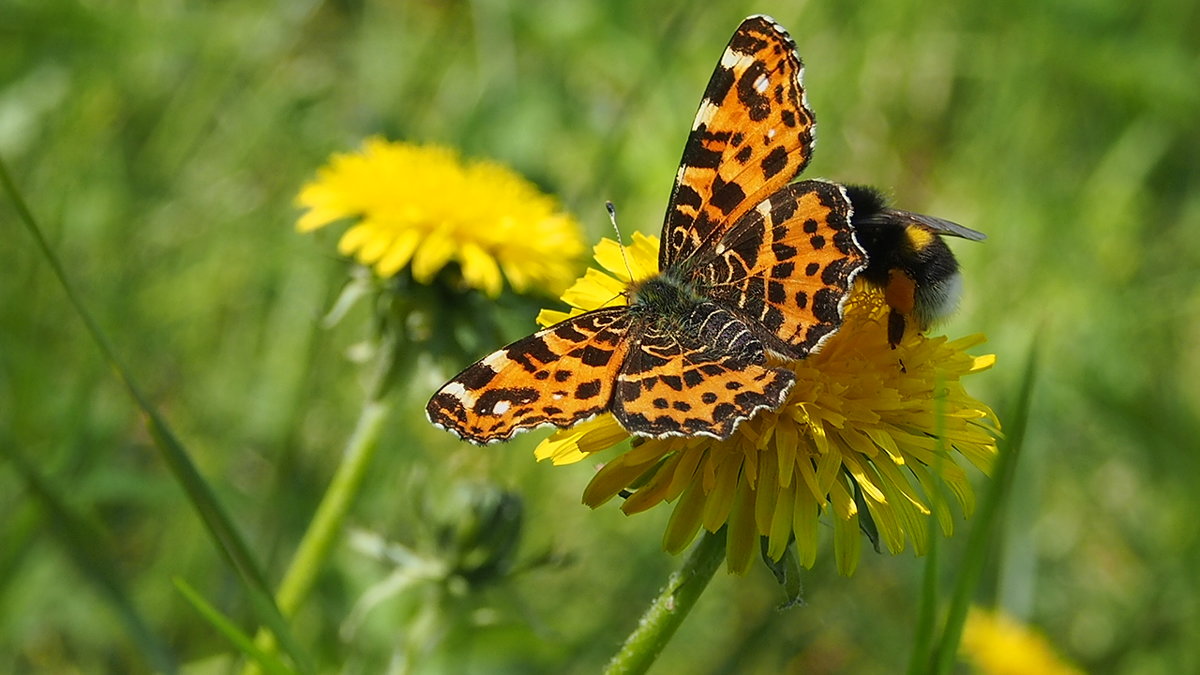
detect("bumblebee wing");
top-left (892, 210), bottom-right (987, 241)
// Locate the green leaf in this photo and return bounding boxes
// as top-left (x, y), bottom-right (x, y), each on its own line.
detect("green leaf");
top-left (174, 578), bottom-right (293, 675)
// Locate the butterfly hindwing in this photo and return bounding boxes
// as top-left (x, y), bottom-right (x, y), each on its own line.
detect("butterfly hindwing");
top-left (426, 308), bottom-right (632, 444)
top-left (694, 180), bottom-right (864, 358)
top-left (613, 303), bottom-right (795, 439)
top-left (660, 15), bottom-right (815, 269)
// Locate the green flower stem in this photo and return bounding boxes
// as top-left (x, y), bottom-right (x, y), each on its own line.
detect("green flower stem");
top-left (244, 395), bottom-right (392, 673)
top-left (280, 397), bottom-right (391, 613)
top-left (604, 528), bottom-right (727, 675)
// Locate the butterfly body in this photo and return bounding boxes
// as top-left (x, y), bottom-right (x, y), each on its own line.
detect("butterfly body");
top-left (626, 272), bottom-right (705, 326)
top-left (428, 16), bottom-right (867, 444)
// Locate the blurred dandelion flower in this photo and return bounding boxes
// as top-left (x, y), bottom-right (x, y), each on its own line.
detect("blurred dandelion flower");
top-left (961, 608), bottom-right (1083, 675)
top-left (297, 137), bottom-right (584, 297)
top-left (535, 234), bottom-right (999, 574)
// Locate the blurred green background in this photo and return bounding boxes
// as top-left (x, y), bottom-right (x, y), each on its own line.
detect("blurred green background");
top-left (3, 0), bottom-right (1197, 672)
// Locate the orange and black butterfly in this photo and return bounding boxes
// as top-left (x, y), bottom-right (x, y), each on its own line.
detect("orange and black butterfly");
top-left (427, 15), bottom-right (867, 443)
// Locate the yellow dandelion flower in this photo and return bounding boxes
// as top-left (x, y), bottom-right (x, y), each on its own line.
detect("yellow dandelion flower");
top-left (535, 234), bottom-right (999, 574)
top-left (961, 608), bottom-right (1083, 675)
top-left (297, 137), bottom-right (585, 297)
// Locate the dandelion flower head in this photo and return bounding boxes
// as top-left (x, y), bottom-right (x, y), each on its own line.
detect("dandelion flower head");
top-left (297, 138), bottom-right (585, 297)
top-left (961, 608), bottom-right (1083, 675)
top-left (535, 233), bottom-right (1000, 575)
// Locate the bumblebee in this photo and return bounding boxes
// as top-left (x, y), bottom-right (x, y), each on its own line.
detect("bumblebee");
top-left (845, 184), bottom-right (986, 347)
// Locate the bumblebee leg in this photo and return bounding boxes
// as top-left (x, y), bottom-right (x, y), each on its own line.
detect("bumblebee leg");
top-left (887, 309), bottom-right (906, 348)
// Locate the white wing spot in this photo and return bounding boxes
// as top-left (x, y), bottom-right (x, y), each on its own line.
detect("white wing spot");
top-left (767, 128), bottom-right (777, 140)
top-left (491, 400), bottom-right (511, 415)
top-left (441, 382), bottom-right (476, 407)
top-left (720, 49), bottom-right (754, 70)
top-left (754, 73), bottom-right (769, 93)
top-left (482, 351), bottom-right (513, 370)
top-left (693, 100), bottom-right (718, 127)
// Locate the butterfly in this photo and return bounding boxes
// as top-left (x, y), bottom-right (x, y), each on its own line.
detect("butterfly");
top-left (427, 15), bottom-right (866, 444)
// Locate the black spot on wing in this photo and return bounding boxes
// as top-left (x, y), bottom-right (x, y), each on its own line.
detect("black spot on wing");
top-left (575, 380), bottom-right (602, 399)
top-left (771, 242), bottom-right (797, 260)
top-left (712, 402), bottom-right (737, 420)
top-left (509, 337), bottom-right (556, 371)
top-left (767, 281), bottom-right (786, 304)
top-left (761, 145), bottom-right (789, 179)
top-left (473, 387), bottom-right (539, 416)
top-left (457, 363), bottom-right (498, 389)
top-left (812, 287), bottom-right (843, 323)
top-left (710, 175), bottom-right (747, 216)
top-left (576, 345), bottom-right (615, 367)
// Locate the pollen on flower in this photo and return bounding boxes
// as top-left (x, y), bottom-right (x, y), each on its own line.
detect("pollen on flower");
top-left (297, 137), bottom-right (585, 298)
top-left (533, 235), bottom-right (1000, 576)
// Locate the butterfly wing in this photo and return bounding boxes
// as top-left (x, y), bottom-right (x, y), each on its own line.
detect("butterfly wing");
top-left (660, 15), bottom-right (815, 270)
top-left (613, 303), bottom-right (795, 439)
top-left (427, 308), bottom-right (632, 444)
top-left (691, 180), bottom-right (864, 358)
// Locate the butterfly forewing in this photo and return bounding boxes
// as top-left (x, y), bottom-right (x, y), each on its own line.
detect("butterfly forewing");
top-left (426, 308), bottom-right (632, 444)
top-left (660, 15), bottom-right (815, 269)
top-left (694, 180), bottom-right (863, 357)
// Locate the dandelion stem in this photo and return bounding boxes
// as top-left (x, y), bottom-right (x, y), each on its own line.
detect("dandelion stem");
top-left (604, 528), bottom-right (726, 675)
top-left (280, 398), bottom-right (391, 613)
top-left (244, 395), bottom-right (392, 673)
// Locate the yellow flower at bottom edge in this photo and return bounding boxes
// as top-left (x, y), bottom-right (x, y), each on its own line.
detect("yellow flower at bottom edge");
top-left (535, 233), bottom-right (1000, 575)
top-left (961, 608), bottom-right (1083, 675)
top-left (296, 138), bottom-right (585, 298)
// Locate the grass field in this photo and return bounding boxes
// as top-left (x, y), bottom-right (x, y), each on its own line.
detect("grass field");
top-left (3, 0), bottom-right (1198, 672)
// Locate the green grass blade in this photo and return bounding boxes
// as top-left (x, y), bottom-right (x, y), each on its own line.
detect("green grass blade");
top-left (0, 156), bottom-right (312, 674)
top-left (907, 458), bottom-right (943, 674)
top-left (907, 373), bottom-right (948, 675)
top-left (0, 440), bottom-right (177, 673)
top-left (174, 578), bottom-right (293, 675)
top-left (933, 343), bottom-right (1038, 673)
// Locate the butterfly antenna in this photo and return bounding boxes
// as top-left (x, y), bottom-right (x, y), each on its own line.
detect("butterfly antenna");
top-left (607, 201), bottom-right (635, 283)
